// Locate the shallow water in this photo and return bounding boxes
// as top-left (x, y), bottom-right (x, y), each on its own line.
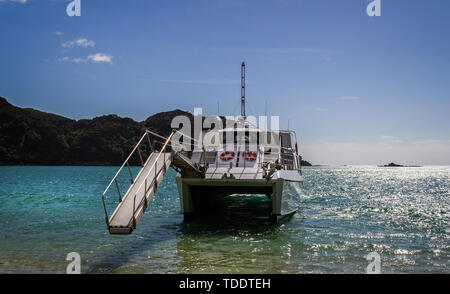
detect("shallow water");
top-left (0, 166), bottom-right (448, 273)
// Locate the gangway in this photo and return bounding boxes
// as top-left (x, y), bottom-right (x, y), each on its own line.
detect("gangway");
top-left (101, 130), bottom-right (202, 234)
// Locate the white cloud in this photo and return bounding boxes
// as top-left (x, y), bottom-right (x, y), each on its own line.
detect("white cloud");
top-left (62, 38), bottom-right (95, 48)
top-left (55, 54), bottom-right (113, 64)
top-left (0, 0), bottom-right (28, 3)
top-left (52, 35), bottom-right (111, 65)
top-left (56, 56), bottom-right (84, 64)
top-left (86, 53), bottom-right (113, 64)
top-left (57, 56), bottom-right (70, 62)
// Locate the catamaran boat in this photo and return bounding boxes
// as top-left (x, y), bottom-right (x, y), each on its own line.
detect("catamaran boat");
top-left (101, 62), bottom-right (304, 234)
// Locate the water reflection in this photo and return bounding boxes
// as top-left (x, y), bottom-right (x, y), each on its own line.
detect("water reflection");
top-left (174, 195), bottom-right (299, 273)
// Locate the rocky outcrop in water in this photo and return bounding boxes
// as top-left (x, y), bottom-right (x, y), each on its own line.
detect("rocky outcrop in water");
top-left (301, 160), bottom-right (312, 166)
top-left (379, 162), bottom-right (421, 167)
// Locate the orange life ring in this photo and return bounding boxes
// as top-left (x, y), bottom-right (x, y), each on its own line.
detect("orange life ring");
top-left (242, 151), bottom-right (257, 161)
top-left (219, 151), bottom-right (235, 161)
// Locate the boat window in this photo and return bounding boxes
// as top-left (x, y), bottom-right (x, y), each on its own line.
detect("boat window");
top-left (221, 131), bottom-right (259, 145)
top-left (280, 132), bottom-right (292, 149)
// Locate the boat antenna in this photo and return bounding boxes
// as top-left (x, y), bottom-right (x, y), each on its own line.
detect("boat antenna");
top-left (265, 99), bottom-right (267, 117)
top-left (241, 61), bottom-right (246, 118)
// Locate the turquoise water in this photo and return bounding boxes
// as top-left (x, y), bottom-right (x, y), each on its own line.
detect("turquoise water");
top-left (0, 166), bottom-right (448, 273)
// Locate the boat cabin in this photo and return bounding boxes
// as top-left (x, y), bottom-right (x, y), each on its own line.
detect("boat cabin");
top-left (189, 127), bottom-right (301, 171)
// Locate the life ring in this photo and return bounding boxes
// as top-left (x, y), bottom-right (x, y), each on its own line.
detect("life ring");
top-left (242, 151), bottom-right (257, 161)
top-left (219, 151), bottom-right (235, 161)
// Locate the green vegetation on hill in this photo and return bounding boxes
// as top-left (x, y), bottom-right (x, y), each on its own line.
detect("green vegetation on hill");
top-left (0, 97), bottom-right (191, 165)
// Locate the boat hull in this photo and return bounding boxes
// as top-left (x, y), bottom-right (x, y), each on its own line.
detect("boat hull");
top-left (175, 170), bottom-right (303, 221)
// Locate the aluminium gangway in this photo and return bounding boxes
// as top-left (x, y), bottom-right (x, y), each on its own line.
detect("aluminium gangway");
top-left (101, 130), bottom-right (201, 234)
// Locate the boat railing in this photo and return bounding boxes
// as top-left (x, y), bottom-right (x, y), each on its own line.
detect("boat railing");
top-left (202, 150), bottom-right (217, 167)
top-left (280, 147), bottom-right (301, 171)
top-left (192, 144), bottom-right (301, 171)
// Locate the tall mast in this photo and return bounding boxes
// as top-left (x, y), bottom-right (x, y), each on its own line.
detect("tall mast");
top-left (241, 61), bottom-right (246, 118)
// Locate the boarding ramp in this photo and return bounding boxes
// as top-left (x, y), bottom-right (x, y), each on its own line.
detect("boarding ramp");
top-left (102, 131), bottom-right (174, 234)
top-left (101, 130), bottom-right (202, 234)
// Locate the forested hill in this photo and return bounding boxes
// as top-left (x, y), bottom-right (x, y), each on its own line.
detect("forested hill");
top-left (0, 97), bottom-right (191, 165)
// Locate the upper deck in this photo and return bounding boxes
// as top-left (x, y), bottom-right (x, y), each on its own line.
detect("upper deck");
top-left (188, 127), bottom-right (302, 172)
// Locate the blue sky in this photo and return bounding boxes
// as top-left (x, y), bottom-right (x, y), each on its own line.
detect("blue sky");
top-left (1, 0), bottom-right (450, 165)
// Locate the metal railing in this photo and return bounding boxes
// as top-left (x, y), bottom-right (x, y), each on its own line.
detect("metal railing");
top-left (128, 131), bottom-right (175, 228)
top-left (280, 147), bottom-right (302, 171)
top-left (101, 130), bottom-right (171, 229)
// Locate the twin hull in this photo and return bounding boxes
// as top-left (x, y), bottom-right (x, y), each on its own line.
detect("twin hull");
top-left (175, 167), bottom-right (303, 220)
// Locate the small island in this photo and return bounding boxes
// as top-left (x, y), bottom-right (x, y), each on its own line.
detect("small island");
top-left (301, 160), bottom-right (312, 166)
top-left (379, 162), bottom-right (421, 167)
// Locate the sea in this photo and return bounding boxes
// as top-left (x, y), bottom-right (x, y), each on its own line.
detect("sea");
top-left (0, 166), bottom-right (448, 273)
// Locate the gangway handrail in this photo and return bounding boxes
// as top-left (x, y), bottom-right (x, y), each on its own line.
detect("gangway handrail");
top-left (129, 130), bottom-right (175, 225)
top-left (102, 131), bottom-right (150, 197)
top-left (101, 129), bottom-right (166, 229)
